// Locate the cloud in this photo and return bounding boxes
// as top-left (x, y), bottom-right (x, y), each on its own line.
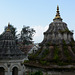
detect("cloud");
top-left (32, 25), bottom-right (48, 43)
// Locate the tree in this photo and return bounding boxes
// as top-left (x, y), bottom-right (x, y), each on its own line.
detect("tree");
top-left (19, 26), bottom-right (35, 45)
top-left (2, 24), bottom-right (35, 45)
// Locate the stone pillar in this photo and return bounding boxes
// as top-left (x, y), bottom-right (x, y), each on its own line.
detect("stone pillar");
top-left (18, 70), bottom-right (22, 75)
top-left (5, 71), bottom-right (8, 75)
top-left (8, 68), bottom-right (10, 75)
top-left (9, 72), bottom-right (12, 75)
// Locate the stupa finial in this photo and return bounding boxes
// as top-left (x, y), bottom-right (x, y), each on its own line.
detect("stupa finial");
top-left (54, 5), bottom-right (61, 19)
top-left (6, 22), bottom-right (11, 32)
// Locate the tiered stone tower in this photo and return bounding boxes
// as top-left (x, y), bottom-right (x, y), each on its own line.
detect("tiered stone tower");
top-left (0, 24), bottom-right (25, 59)
top-left (0, 23), bottom-right (25, 75)
top-left (28, 6), bottom-right (75, 66)
top-left (41, 5), bottom-right (73, 45)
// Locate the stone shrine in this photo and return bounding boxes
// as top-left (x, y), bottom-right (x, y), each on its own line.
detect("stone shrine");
top-left (25, 6), bottom-right (75, 74)
top-left (0, 23), bottom-right (25, 75)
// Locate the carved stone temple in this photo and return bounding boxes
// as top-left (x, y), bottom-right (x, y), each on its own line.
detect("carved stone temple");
top-left (41, 5), bottom-right (73, 45)
top-left (0, 24), bottom-right (26, 75)
top-left (25, 6), bottom-right (75, 74)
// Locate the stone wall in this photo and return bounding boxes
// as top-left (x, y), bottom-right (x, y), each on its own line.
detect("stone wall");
top-left (25, 66), bottom-right (75, 75)
top-left (0, 59), bottom-right (25, 75)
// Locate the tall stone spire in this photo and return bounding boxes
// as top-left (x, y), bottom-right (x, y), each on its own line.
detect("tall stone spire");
top-left (53, 5), bottom-right (62, 21)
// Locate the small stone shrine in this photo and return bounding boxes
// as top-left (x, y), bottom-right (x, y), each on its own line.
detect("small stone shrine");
top-left (0, 23), bottom-right (25, 75)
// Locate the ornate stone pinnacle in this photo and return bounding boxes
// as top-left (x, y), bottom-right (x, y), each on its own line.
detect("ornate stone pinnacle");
top-left (54, 5), bottom-right (61, 19)
top-left (6, 22), bottom-right (11, 32)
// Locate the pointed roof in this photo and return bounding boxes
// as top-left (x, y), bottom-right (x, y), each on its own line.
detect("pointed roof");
top-left (25, 6), bottom-right (75, 70)
top-left (0, 24), bottom-right (25, 60)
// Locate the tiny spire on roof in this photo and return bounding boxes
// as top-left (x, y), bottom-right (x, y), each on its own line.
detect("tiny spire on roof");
top-left (57, 5), bottom-right (59, 10)
top-left (54, 5), bottom-right (62, 19)
top-left (6, 22), bottom-right (11, 32)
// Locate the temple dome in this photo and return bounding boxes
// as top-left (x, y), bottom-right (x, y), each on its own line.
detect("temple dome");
top-left (0, 24), bottom-right (25, 59)
top-left (28, 6), bottom-right (75, 64)
top-left (41, 6), bottom-right (73, 45)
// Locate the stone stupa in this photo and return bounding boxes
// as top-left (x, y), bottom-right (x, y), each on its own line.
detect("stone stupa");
top-left (26, 6), bottom-right (75, 70)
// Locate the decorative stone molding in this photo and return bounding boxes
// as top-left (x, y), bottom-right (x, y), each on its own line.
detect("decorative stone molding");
top-left (0, 65), bottom-right (8, 72)
top-left (10, 64), bottom-right (21, 72)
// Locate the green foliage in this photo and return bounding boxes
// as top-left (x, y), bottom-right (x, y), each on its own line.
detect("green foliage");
top-left (20, 25), bottom-right (35, 45)
top-left (65, 28), bottom-right (70, 32)
top-left (62, 40), bottom-right (71, 61)
top-left (42, 49), bottom-right (49, 58)
top-left (39, 60), bottom-right (50, 65)
top-left (72, 47), bottom-right (75, 53)
top-left (39, 60), bottom-right (48, 65)
top-left (29, 49), bottom-right (42, 58)
top-left (57, 61), bottom-right (69, 66)
top-left (31, 71), bottom-right (43, 75)
top-left (53, 46), bottom-right (59, 61)
top-left (59, 28), bottom-right (71, 34)
top-left (29, 48), bottom-right (49, 60)
top-left (46, 42), bottom-right (51, 46)
top-left (63, 45), bottom-right (72, 61)
top-left (0, 24), bottom-right (35, 45)
top-left (70, 41), bottom-right (75, 53)
top-left (70, 41), bottom-right (74, 46)
top-left (24, 60), bottom-right (29, 63)
top-left (62, 40), bottom-right (66, 45)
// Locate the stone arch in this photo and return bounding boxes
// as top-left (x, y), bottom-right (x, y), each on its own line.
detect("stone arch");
top-left (10, 64), bottom-right (21, 72)
top-left (0, 65), bottom-right (8, 72)
top-left (0, 67), bottom-right (5, 75)
top-left (12, 67), bottom-right (18, 75)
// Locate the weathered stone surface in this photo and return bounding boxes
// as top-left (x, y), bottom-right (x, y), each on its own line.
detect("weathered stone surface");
top-left (28, 6), bottom-right (75, 65)
top-left (0, 24), bottom-right (25, 59)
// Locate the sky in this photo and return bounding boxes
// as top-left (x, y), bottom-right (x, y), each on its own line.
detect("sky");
top-left (0, 0), bottom-right (75, 43)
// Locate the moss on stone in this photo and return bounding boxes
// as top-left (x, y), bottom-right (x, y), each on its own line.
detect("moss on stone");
top-left (24, 60), bottom-right (29, 63)
top-left (41, 49), bottom-right (49, 58)
top-left (63, 45), bottom-right (72, 61)
top-left (59, 28), bottom-right (71, 34)
top-left (29, 49), bottom-right (43, 59)
top-left (53, 46), bottom-right (59, 61)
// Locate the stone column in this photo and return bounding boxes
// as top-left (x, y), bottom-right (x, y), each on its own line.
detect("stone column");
top-left (5, 71), bottom-right (8, 75)
top-left (10, 68), bottom-right (12, 75)
top-left (9, 72), bottom-right (12, 75)
top-left (18, 70), bottom-right (22, 75)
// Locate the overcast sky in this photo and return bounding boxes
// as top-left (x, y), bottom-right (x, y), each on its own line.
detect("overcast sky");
top-left (0, 0), bottom-right (75, 43)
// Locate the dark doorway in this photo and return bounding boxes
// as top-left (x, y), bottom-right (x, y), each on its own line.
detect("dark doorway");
top-left (12, 67), bottom-right (18, 75)
top-left (0, 67), bottom-right (5, 75)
